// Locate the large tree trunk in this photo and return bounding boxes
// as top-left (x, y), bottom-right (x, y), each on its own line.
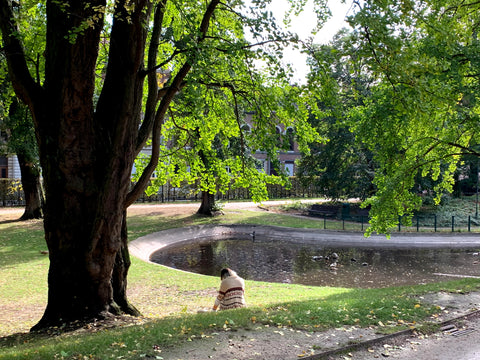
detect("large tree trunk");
top-left (30, 0), bottom-right (150, 330)
top-left (17, 152), bottom-right (43, 220)
top-left (1, 0), bottom-right (221, 331)
top-left (197, 191), bottom-right (218, 216)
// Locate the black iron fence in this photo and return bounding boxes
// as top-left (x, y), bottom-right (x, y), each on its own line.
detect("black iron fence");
top-left (3, 177), bottom-right (480, 233)
top-left (133, 178), bottom-right (324, 202)
top-left (0, 177), bottom-right (324, 206)
top-left (0, 179), bottom-right (24, 207)
top-left (397, 214), bottom-right (480, 233)
top-left (307, 213), bottom-right (480, 233)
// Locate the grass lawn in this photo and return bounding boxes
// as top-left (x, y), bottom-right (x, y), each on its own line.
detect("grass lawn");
top-left (1, 201), bottom-right (480, 359)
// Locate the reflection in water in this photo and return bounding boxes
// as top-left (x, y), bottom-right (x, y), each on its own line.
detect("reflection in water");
top-left (150, 239), bottom-right (480, 288)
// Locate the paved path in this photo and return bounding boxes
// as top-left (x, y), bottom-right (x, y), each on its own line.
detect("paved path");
top-left (324, 311), bottom-right (480, 360)
top-left (129, 224), bottom-right (480, 263)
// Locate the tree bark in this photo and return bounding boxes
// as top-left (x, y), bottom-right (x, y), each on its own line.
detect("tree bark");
top-left (30, 0), bottom-right (149, 329)
top-left (17, 152), bottom-right (43, 220)
top-left (197, 191), bottom-right (218, 216)
top-left (111, 210), bottom-right (141, 316)
top-left (0, 0), bottom-right (222, 331)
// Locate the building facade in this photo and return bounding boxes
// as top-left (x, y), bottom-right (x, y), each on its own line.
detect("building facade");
top-left (0, 155), bottom-right (21, 179)
top-left (243, 112), bottom-right (301, 176)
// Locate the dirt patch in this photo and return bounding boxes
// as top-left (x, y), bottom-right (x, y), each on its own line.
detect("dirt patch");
top-left (126, 203), bottom-right (200, 217)
top-left (0, 207), bottom-right (24, 223)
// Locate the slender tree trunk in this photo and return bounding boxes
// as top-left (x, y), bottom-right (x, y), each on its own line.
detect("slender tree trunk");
top-left (17, 152), bottom-right (43, 220)
top-left (6, 99), bottom-right (43, 220)
top-left (197, 191), bottom-right (217, 216)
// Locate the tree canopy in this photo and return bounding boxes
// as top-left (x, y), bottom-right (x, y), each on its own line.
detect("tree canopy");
top-left (0, 0), bottom-right (326, 329)
top-left (298, 30), bottom-right (376, 201)
top-left (336, 0), bottom-right (480, 235)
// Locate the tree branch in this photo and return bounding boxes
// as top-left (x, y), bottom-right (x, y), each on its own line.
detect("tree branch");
top-left (136, 0), bottom-right (168, 153)
top-left (0, 0), bottom-right (43, 110)
top-left (126, 0), bottom-right (221, 207)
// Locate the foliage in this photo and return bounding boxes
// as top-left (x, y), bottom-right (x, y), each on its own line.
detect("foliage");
top-left (298, 30), bottom-right (376, 201)
top-left (341, 0), bottom-right (480, 235)
top-left (277, 199), bottom-right (312, 212)
top-left (0, 178), bottom-right (23, 200)
top-left (0, 0), bottom-right (330, 326)
top-left (1, 100), bottom-right (38, 165)
top-left (418, 195), bottom-right (480, 227)
top-left (0, 1), bottom-right (45, 218)
top-left (134, 85), bottom-right (310, 203)
top-left (124, 0), bottom-right (325, 203)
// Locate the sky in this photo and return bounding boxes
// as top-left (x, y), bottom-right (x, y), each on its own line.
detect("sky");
top-left (266, 0), bottom-right (355, 82)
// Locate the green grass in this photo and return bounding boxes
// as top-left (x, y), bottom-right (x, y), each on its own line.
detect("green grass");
top-left (1, 202), bottom-right (480, 359)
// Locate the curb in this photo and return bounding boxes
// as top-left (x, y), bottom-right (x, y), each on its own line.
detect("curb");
top-left (304, 309), bottom-right (480, 359)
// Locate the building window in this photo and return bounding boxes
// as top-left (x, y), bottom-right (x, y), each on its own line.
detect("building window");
top-left (285, 161), bottom-right (294, 176)
top-left (286, 127), bottom-right (295, 151)
top-left (0, 156), bottom-right (7, 178)
top-left (269, 160), bottom-right (278, 176)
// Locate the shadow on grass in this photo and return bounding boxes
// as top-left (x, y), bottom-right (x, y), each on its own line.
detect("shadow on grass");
top-left (0, 218), bottom-right (23, 226)
top-left (3, 278), bottom-right (479, 356)
top-left (0, 221), bottom-right (46, 268)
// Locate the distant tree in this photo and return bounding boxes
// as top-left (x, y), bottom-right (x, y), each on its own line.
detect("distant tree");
top-left (0, 66), bottom-right (43, 219)
top-left (344, 0), bottom-right (480, 235)
top-left (299, 30), bottom-right (376, 200)
top-left (5, 99), bottom-right (43, 219)
top-left (134, 85), bottom-right (303, 216)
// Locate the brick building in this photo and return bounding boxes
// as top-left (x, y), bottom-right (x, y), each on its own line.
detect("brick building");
top-left (243, 112), bottom-right (301, 176)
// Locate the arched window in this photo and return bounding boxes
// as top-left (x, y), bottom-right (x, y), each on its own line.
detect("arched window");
top-left (286, 127), bottom-right (295, 151)
top-left (275, 126), bottom-right (282, 145)
top-left (241, 124), bottom-right (251, 132)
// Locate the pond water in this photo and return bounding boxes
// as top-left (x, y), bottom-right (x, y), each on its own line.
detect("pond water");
top-left (150, 239), bottom-right (480, 288)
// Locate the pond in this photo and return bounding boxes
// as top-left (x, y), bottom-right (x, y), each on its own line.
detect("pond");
top-left (150, 239), bottom-right (480, 288)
